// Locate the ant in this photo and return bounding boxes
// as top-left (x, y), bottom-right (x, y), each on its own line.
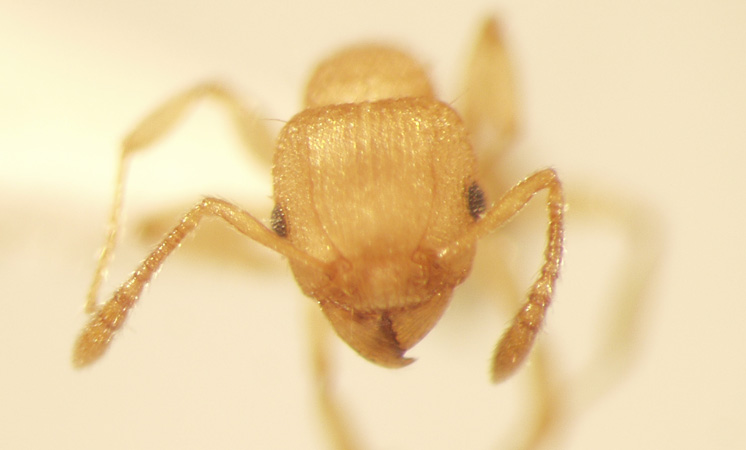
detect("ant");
top-left (73, 17), bottom-right (566, 449)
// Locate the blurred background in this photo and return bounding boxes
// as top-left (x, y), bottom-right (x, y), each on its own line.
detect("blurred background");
top-left (1, 1), bottom-right (744, 449)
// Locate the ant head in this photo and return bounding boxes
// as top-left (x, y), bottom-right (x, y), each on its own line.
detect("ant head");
top-left (273, 91), bottom-right (482, 367)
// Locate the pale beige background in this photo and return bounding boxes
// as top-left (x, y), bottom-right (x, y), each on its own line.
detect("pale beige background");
top-left (1, 1), bottom-right (745, 449)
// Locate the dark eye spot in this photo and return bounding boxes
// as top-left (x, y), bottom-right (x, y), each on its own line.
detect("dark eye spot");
top-left (467, 182), bottom-right (486, 220)
top-left (271, 204), bottom-right (287, 237)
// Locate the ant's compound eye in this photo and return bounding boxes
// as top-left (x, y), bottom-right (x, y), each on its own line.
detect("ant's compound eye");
top-left (467, 182), bottom-right (486, 220)
top-left (271, 204), bottom-right (287, 237)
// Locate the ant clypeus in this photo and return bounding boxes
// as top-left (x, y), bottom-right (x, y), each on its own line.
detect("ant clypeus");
top-left (74, 17), bottom-right (565, 449)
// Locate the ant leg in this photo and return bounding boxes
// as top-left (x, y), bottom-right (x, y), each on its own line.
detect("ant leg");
top-left (86, 83), bottom-right (273, 314)
top-left (446, 168), bottom-right (564, 382)
top-left (73, 197), bottom-right (325, 368)
top-left (307, 303), bottom-right (363, 450)
top-left (562, 187), bottom-right (661, 410)
top-left (461, 17), bottom-right (517, 177)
